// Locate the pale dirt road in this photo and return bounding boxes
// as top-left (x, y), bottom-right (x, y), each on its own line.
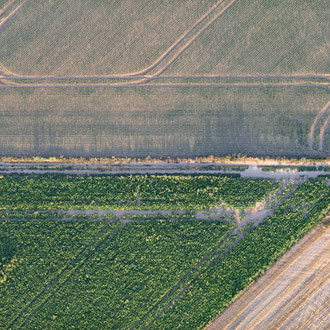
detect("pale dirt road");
top-left (207, 223), bottom-right (330, 330)
top-left (0, 0), bottom-right (31, 30)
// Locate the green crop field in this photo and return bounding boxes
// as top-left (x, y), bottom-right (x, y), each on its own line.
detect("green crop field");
top-left (0, 176), bottom-right (328, 329)
top-left (151, 179), bottom-right (330, 329)
top-left (0, 220), bottom-right (116, 326)
top-left (0, 86), bottom-right (329, 158)
top-left (0, 0), bottom-right (329, 328)
top-left (167, 0), bottom-right (330, 75)
top-left (0, 175), bottom-right (280, 210)
top-left (0, 220), bottom-right (235, 329)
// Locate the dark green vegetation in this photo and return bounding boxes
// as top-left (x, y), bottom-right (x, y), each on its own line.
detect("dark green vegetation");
top-left (0, 211), bottom-right (116, 221)
top-left (0, 220), bottom-right (117, 324)
top-left (0, 175), bottom-right (280, 210)
top-left (259, 165), bottom-right (330, 172)
top-left (0, 86), bottom-right (328, 158)
top-left (0, 175), bottom-right (328, 329)
top-left (0, 220), bottom-right (234, 329)
top-left (151, 179), bottom-right (330, 329)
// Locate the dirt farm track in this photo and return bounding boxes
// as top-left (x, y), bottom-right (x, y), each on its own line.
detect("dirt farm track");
top-left (207, 221), bottom-right (330, 330)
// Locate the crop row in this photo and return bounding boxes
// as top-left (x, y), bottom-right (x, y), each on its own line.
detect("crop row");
top-left (0, 175), bottom-right (280, 210)
top-left (0, 220), bottom-right (119, 327)
top-left (6, 221), bottom-right (235, 329)
top-left (150, 178), bottom-right (330, 329)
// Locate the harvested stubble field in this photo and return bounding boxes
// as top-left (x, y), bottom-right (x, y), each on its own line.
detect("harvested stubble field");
top-left (166, 0), bottom-right (330, 76)
top-left (0, 175), bottom-right (329, 329)
top-left (0, 0), bottom-right (328, 78)
top-left (0, 0), bottom-right (220, 76)
top-left (0, 0), bottom-right (329, 158)
top-left (0, 86), bottom-right (329, 158)
top-left (208, 223), bottom-right (330, 330)
top-left (0, 0), bottom-right (10, 10)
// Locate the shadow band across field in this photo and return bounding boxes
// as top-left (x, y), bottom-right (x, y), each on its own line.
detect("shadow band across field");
top-left (0, 85), bottom-right (329, 158)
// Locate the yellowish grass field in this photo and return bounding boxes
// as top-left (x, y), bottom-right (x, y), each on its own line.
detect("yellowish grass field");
top-left (0, 0), bottom-right (219, 76)
top-left (0, 86), bottom-right (328, 158)
top-left (166, 0), bottom-right (330, 75)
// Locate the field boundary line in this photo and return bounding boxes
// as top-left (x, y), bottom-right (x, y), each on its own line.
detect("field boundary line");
top-left (7, 220), bottom-right (122, 329)
top-left (308, 101), bottom-right (330, 150)
top-left (145, 183), bottom-right (320, 329)
top-left (318, 116), bottom-right (329, 151)
top-left (135, 182), bottom-right (299, 329)
top-left (0, 82), bottom-right (329, 90)
top-left (208, 225), bottom-right (328, 330)
top-left (222, 203), bottom-right (329, 329)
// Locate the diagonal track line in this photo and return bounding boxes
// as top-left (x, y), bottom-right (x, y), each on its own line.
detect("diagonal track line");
top-left (131, 228), bottom-right (236, 329)
top-left (0, 0), bottom-right (22, 18)
top-left (0, 0), bottom-right (236, 81)
top-left (7, 220), bottom-right (122, 329)
top-left (0, 0), bottom-right (31, 30)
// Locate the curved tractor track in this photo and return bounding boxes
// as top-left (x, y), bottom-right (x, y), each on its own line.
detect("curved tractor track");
top-left (308, 101), bottom-right (330, 151)
top-left (0, 0), bottom-right (329, 91)
top-left (0, 0), bottom-right (31, 30)
top-left (0, 0), bottom-right (237, 81)
top-left (319, 116), bottom-right (330, 152)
